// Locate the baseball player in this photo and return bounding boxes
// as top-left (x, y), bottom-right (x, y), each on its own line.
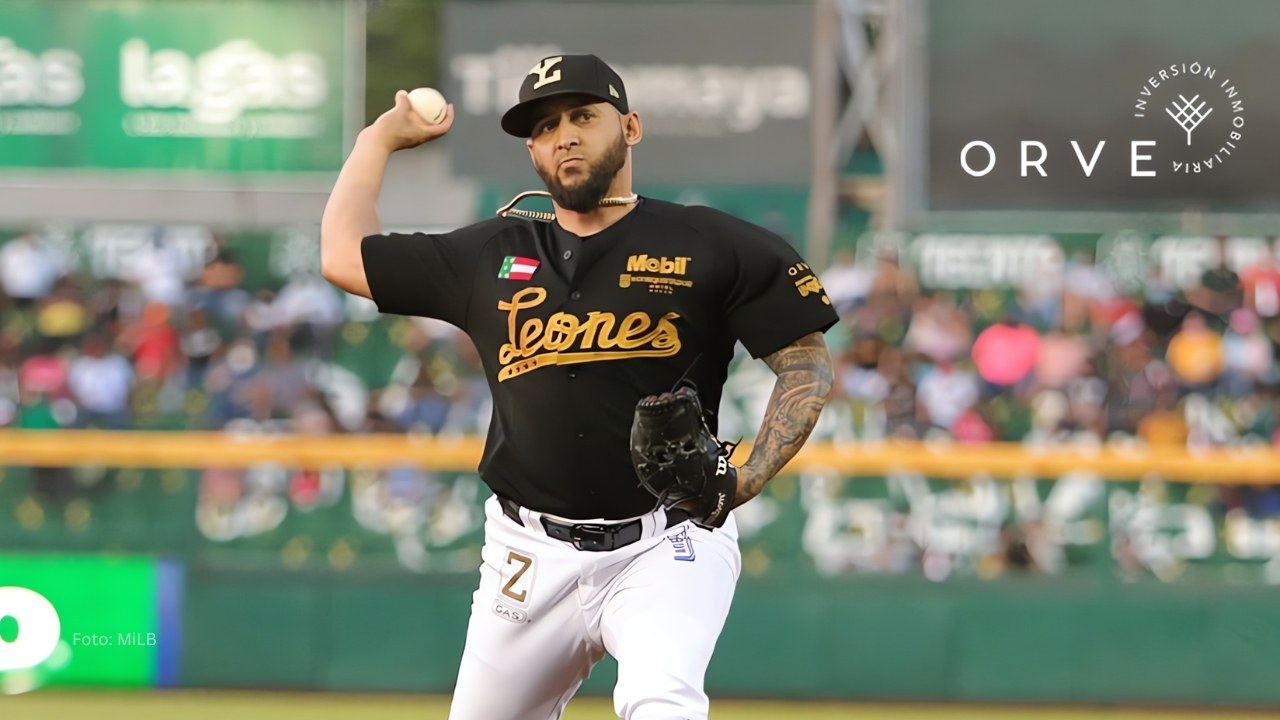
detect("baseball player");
top-left (320, 54), bottom-right (837, 720)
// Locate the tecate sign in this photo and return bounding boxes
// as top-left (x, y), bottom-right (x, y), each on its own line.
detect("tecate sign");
top-left (442, 3), bottom-right (815, 185)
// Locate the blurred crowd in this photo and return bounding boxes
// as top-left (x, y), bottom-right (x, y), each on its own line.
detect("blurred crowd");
top-left (7, 227), bottom-right (1280, 579)
top-left (3, 228), bottom-right (1280, 459)
top-left (0, 228), bottom-right (489, 438)
top-left (821, 235), bottom-right (1280, 451)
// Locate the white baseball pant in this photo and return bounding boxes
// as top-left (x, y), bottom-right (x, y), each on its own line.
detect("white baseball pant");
top-left (447, 495), bottom-right (741, 720)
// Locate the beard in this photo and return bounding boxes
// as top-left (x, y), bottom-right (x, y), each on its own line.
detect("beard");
top-left (535, 134), bottom-right (627, 213)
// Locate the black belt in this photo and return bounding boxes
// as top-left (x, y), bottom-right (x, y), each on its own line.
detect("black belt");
top-left (497, 496), bottom-right (691, 552)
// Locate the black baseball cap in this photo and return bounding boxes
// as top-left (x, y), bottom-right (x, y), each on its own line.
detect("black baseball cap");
top-left (501, 54), bottom-right (629, 138)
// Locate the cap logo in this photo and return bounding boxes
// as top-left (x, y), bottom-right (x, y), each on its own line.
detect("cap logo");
top-left (609, 84), bottom-right (620, 99)
top-left (529, 57), bottom-right (563, 90)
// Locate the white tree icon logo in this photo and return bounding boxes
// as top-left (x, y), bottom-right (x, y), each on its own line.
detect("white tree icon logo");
top-left (1165, 94), bottom-right (1213, 145)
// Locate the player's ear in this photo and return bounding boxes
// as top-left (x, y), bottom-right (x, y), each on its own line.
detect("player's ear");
top-left (622, 112), bottom-right (643, 146)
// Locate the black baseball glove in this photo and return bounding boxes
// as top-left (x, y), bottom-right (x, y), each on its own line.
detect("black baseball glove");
top-left (630, 384), bottom-right (738, 529)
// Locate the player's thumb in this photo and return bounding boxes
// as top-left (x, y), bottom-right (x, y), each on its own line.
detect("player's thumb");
top-left (393, 90), bottom-right (410, 109)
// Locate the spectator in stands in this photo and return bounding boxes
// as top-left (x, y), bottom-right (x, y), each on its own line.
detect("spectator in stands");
top-left (34, 276), bottom-right (91, 342)
top-left (1188, 235), bottom-right (1242, 318)
top-left (1221, 308), bottom-right (1275, 396)
top-left (270, 273), bottom-right (345, 356)
top-left (0, 333), bottom-right (20, 427)
top-left (1137, 387), bottom-right (1189, 446)
top-left (915, 360), bottom-right (980, 434)
top-left (19, 337), bottom-right (72, 403)
top-left (904, 294), bottom-right (972, 365)
top-left (0, 230), bottom-right (65, 308)
top-left (67, 333), bottom-right (134, 429)
top-left (191, 235), bottom-right (251, 327)
top-left (1166, 310), bottom-right (1225, 394)
top-left (1241, 240), bottom-right (1280, 318)
top-left (1035, 328), bottom-right (1091, 390)
top-left (202, 338), bottom-right (260, 427)
top-left (972, 316), bottom-right (1041, 388)
top-left (819, 248), bottom-right (874, 314)
top-left (867, 244), bottom-right (918, 307)
top-left (383, 363), bottom-right (452, 434)
top-left (836, 336), bottom-right (891, 438)
top-left (180, 308), bottom-right (224, 389)
top-left (124, 230), bottom-right (190, 308)
top-left (121, 302), bottom-right (183, 381)
top-left (876, 346), bottom-right (920, 438)
top-left (1061, 248), bottom-right (1114, 332)
top-left (258, 329), bottom-right (312, 416)
top-left (1062, 356), bottom-right (1108, 439)
top-left (1016, 244), bottom-right (1065, 329)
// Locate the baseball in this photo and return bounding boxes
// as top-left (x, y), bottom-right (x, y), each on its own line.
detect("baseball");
top-left (407, 87), bottom-right (448, 124)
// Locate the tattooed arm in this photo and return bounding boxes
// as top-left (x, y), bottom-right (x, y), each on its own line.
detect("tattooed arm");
top-left (735, 331), bottom-right (835, 506)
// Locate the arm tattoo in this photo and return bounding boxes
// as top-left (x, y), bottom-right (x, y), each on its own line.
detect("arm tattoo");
top-left (739, 331), bottom-right (834, 499)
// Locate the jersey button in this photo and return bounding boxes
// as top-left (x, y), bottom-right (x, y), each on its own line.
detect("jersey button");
top-left (563, 250), bottom-right (573, 260)
top-left (576, 432), bottom-right (585, 439)
top-left (568, 371), bottom-right (577, 379)
top-left (569, 291), bottom-right (581, 300)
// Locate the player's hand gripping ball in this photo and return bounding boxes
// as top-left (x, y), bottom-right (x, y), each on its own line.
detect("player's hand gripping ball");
top-left (371, 89), bottom-right (453, 151)
top-left (630, 385), bottom-right (738, 529)
top-left (408, 87), bottom-right (449, 125)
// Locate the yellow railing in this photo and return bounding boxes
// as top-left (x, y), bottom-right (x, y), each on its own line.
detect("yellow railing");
top-left (1, 430), bottom-right (1278, 482)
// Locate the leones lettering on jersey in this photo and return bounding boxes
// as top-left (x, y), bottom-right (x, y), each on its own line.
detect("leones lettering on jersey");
top-left (496, 287), bottom-right (682, 381)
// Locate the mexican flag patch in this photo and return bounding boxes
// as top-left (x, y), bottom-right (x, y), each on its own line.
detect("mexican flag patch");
top-left (498, 255), bottom-right (540, 280)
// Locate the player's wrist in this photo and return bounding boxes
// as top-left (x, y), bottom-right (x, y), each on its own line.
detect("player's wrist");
top-left (732, 464), bottom-right (764, 507)
top-left (356, 126), bottom-right (398, 155)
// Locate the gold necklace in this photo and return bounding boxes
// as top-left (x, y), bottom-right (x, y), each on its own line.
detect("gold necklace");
top-left (496, 190), bottom-right (639, 222)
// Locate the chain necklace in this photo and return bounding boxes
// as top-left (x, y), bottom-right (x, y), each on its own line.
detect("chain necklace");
top-left (496, 190), bottom-right (639, 222)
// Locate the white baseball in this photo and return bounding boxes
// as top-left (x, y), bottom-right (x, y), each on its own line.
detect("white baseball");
top-left (407, 87), bottom-right (448, 125)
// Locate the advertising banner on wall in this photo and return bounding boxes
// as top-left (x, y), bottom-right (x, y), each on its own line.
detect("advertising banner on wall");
top-left (442, 2), bottom-right (815, 185)
top-left (0, 554), bottom-right (181, 690)
top-left (923, 0), bottom-right (1280, 215)
top-left (0, 0), bottom-right (355, 174)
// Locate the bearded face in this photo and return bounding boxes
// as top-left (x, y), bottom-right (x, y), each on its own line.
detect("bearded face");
top-left (533, 131), bottom-right (628, 213)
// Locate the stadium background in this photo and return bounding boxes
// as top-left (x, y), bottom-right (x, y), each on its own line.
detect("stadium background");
top-left (2, 0), bottom-right (1280, 718)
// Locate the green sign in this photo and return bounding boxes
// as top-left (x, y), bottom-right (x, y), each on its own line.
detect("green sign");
top-left (0, 0), bottom-right (353, 173)
top-left (0, 554), bottom-right (165, 689)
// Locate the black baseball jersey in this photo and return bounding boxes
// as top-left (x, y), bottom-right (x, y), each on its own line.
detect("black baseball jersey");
top-left (361, 197), bottom-right (838, 519)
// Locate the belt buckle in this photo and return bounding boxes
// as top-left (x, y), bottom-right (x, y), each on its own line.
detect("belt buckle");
top-left (569, 523), bottom-right (616, 552)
